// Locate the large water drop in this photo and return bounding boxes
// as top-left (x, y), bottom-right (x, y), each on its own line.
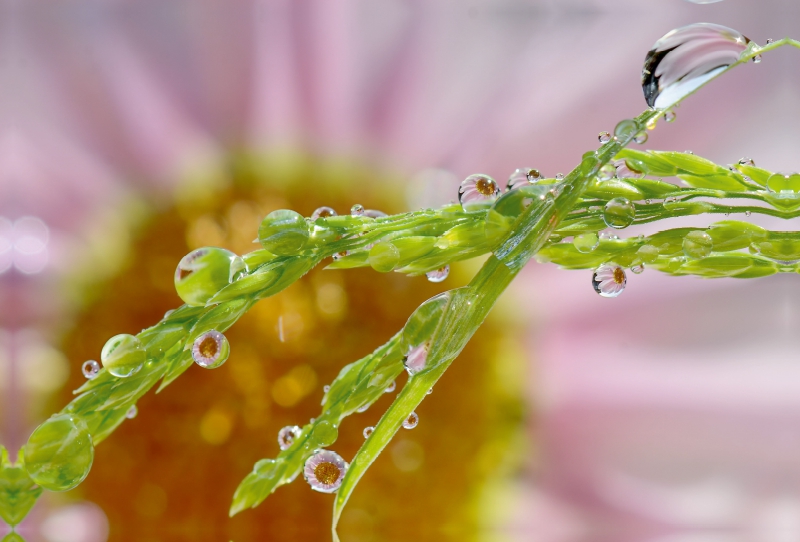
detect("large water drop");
top-left (303, 450), bottom-right (348, 493)
top-left (592, 264), bottom-right (627, 298)
top-left (642, 23), bottom-right (751, 110)
top-left (24, 414), bottom-right (94, 492)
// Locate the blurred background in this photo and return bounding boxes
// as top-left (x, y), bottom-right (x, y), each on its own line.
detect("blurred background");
top-left (3, 0), bottom-right (800, 541)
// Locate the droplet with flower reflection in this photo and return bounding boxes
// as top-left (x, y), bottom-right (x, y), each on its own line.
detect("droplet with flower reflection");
top-left (311, 206), bottom-right (337, 220)
top-left (598, 131), bottom-right (611, 143)
top-left (592, 263), bottom-right (627, 298)
top-left (425, 266), bottom-right (450, 283)
top-left (351, 204), bottom-right (365, 216)
top-left (506, 168), bottom-right (540, 191)
top-left (191, 330), bottom-right (230, 369)
top-left (363, 426), bottom-right (374, 439)
top-left (304, 450), bottom-right (348, 493)
top-left (278, 425), bottom-right (302, 450)
top-left (458, 174), bottom-right (499, 212)
top-left (81, 360), bottom-right (100, 379)
top-left (402, 412), bottom-right (419, 429)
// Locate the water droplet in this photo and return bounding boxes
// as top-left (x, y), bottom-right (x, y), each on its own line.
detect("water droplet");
top-left (598, 164), bottom-right (616, 181)
top-left (637, 244), bottom-right (660, 264)
top-left (599, 231), bottom-right (619, 241)
top-left (614, 160), bottom-right (644, 179)
top-left (174, 247), bottom-right (246, 306)
top-left (351, 204), bottom-right (365, 216)
top-left (24, 414), bottom-right (94, 491)
top-left (364, 209), bottom-right (388, 218)
top-left (459, 174), bottom-right (499, 212)
top-left (191, 330), bottom-right (230, 369)
top-left (258, 210), bottom-right (310, 255)
top-left (402, 292), bottom-right (452, 376)
top-left (738, 157), bottom-right (755, 166)
top-left (385, 380), bottom-right (397, 393)
top-left (506, 168), bottom-right (541, 191)
top-left (598, 131), bottom-right (611, 143)
top-left (766, 173), bottom-right (800, 194)
top-left (766, 38), bottom-right (774, 44)
top-left (631, 264), bottom-right (645, 274)
top-left (633, 131), bottom-right (648, 145)
top-left (356, 404), bottom-right (369, 413)
top-left (163, 309), bottom-right (175, 319)
top-left (753, 54), bottom-right (762, 63)
top-left (683, 230), bottom-right (714, 258)
top-left (745, 210), bottom-right (752, 217)
top-left (278, 425), bottom-right (302, 450)
top-left (404, 343), bottom-right (429, 376)
top-left (311, 207), bottom-right (337, 220)
top-left (363, 426), bottom-right (374, 439)
top-left (592, 264), bottom-right (627, 298)
top-left (304, 450), bottom-right (348, 493)
top-left (555, 173), bottom-right (564, 181)
top-left (427, 388), bottom-right (433, 395)
top-left (81, 360), bottom-right (100, 379)
top-left (425, 266), bottom-right (450, 283)
top-left (126, 405), bottom-right (138, 419)
top-left (643, 23), bottom-right (751, 110)
top-left (574, 233), bottom-right (600, 253)
top-left (323, 385), bottom-right (331, 393)
top-left (664, 109), bottom-right (677, 122)
top-left (645, 199), bottom-right (652, 204)
top-left (603, 198), bottom-right (636, 229)
top-left (101, 334), bottom-right (147, 378)
top-left (402, 412), bottom-right (419, 430)
top-left (368, 241), bottom-right (400, 272)
top-left (614, 119), bottom-right (639, 141)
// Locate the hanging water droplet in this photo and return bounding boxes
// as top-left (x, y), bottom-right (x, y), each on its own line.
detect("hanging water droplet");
top-left (101, 334), bottom-right (147, 378)
top-left (311, 207), bottom-right (337, 220)
top-left (368, 241), bottom-right (400, 273)
top-left (402, 412), bottom-right (419, 430)
top-left (258, 210), bottom-right (310, 255)
top-left (766, 38), bottom-right (774, 44)
top-left (385, 380), bottom-right (397, 393)
top-left (631, 264), bottom-right (645, 274)
top-left (598, 164), bottom-right (616, 181)
top-left (304, 450), bottom-right (348, 493)
top-left (126, 405), bottom-right (138, 419)
top-left (683, 230), bottom-right (714, 258)
top-left (459, 174), bottom-right (499, 212)
top-left (574, 233), bottom-right (600, 253)
top-left (351, 204), bottom-right (365, 216)
top-left (555, 173), bottom-right (564, 181)
top-left (191, 330), bottom-right (230, 369)
top-left (603, 198), bottom-right (636, 229)
top-left (81, 360), bottom-right (100, 379)
top-left (426, 388), bottom-right (433, 395)
top-left (745, 210), bottom-right (752, 217)
top-left (24, 414), bottom-right (94, 492)
top-left (598, 131), bottom-right (611, 144)
top-left (752, 54), bottom-right (762, 63)
top-left (278, 425), bottom-right (302, 450)
top-left (738, 157), bottom-right (755, 166)
top-left (592, 264), bottom-right (627, 298)
top-left (425, 266), bottom-right (450, 283)
top-left (633, 131), bottom-right (648, 144)
top-left (402, 291), bottom-right (453, 376)
top-left (164, 309), bottom-right (175, 319)
top-left (506, 168), bottom-right (541, 191)
top-left (323, 385), bottom-right (331, 393)
top-left (664, 109), bottom-right (677, 122)
top-left (174, 247), bottom-right (246, 306)
top-left (363, 426), bottom-right (374, 439)
top-left (643, 23), bottom-right (751, 110)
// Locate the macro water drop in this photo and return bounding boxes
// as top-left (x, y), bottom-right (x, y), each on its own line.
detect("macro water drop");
top-left (425, 265), bottom-right (450, 283)
top-left (191, 330), bottom-right (230, 369)
top-left (363, 426), bottom-right (374, 439)
top-left (310, 206), bottom-right (337, 220)
top-left (598, 131), bottom-right (611, 144)
top-left (459, 174), bottom-right (499, 212)
top-left (592, 264), bottom-right (627, 298)
top-left (278, 425), bottom-right (302, 450)
top-left (101, 334), bottom-right (147, 378)
top-left (81, 360), bottom-right (100, 379)
top-left (603, 198), bottom-right (636, 229)
top-left (24, 414), bottom-right (94, 492)
top-left (506, 168), bottom-right (540, 191)
top-left (574, 233), bottom-right (599, 253)
top-left (174, 247), bottom-right (246, 306)
top-left (258, 210), bottom-right (310, 255)
top-left (304, 450), bottom-right (348, 493)
top-left (402, 412), bottom-right (419, 430)
top-left (683, 230), bottom-right (714, 258)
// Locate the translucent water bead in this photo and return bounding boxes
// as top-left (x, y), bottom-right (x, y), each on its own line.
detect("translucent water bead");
top-left (459, 174), bottom-right (499, 212)
top-left (24, 414), bottom-right (94, 492)
top-left (506, 168), bottom-right (541, 191)
top-left (350, 204), bottom-right (365, 216)
top-left (126, 405), bottom-right (138, 419)
top-left (598, 131), bottom-right (611, 144)
top-left (592, 264), bottom-right (627, 298)
top-left (603, 198), bottom-right (636, 229)
top-left (174, 247), bottom-right (246, 306)
top-left (81, 360), bottom-right (100, 379)
top-left (402, 291), bottom-right (452, 376)
top-left (384, 380), bottom-right (396, 393)
top-left (258, 210), bottom-right (310, 255)
top-left (402, 412), bottom-right (419, 429)
top-left (304, 450), bottom-right (348, 493)
top-left (363, 426), bottom-right (375, 439)
top-left (101, 334), bottom-right (147, 378)
top-left (683, 231), bottom-right (714, 258)
top-left (425, 266), bottom-right (450, 283)
top-left (278, 425), bottom-right (302, 450)
top-left (191, 330), bottom-right (230, 369)
top-left (310, 206), bottom-right (337, 220)
top-left (598, 164), bottom-right (616, 181)
top-left (574, 233), bottom-right (599, 253)
top-left (642, 23), bottom-right (751, 110)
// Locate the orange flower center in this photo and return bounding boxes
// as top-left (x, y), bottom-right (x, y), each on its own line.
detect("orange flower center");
top-left (475, 177), bottom-right (496, 196)
top-left (314, 462), bottom-right (341, 485)
top-left (198, 336), bottom-right (219, 359)
top-left (613, 267), bottom-right (625, 284)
